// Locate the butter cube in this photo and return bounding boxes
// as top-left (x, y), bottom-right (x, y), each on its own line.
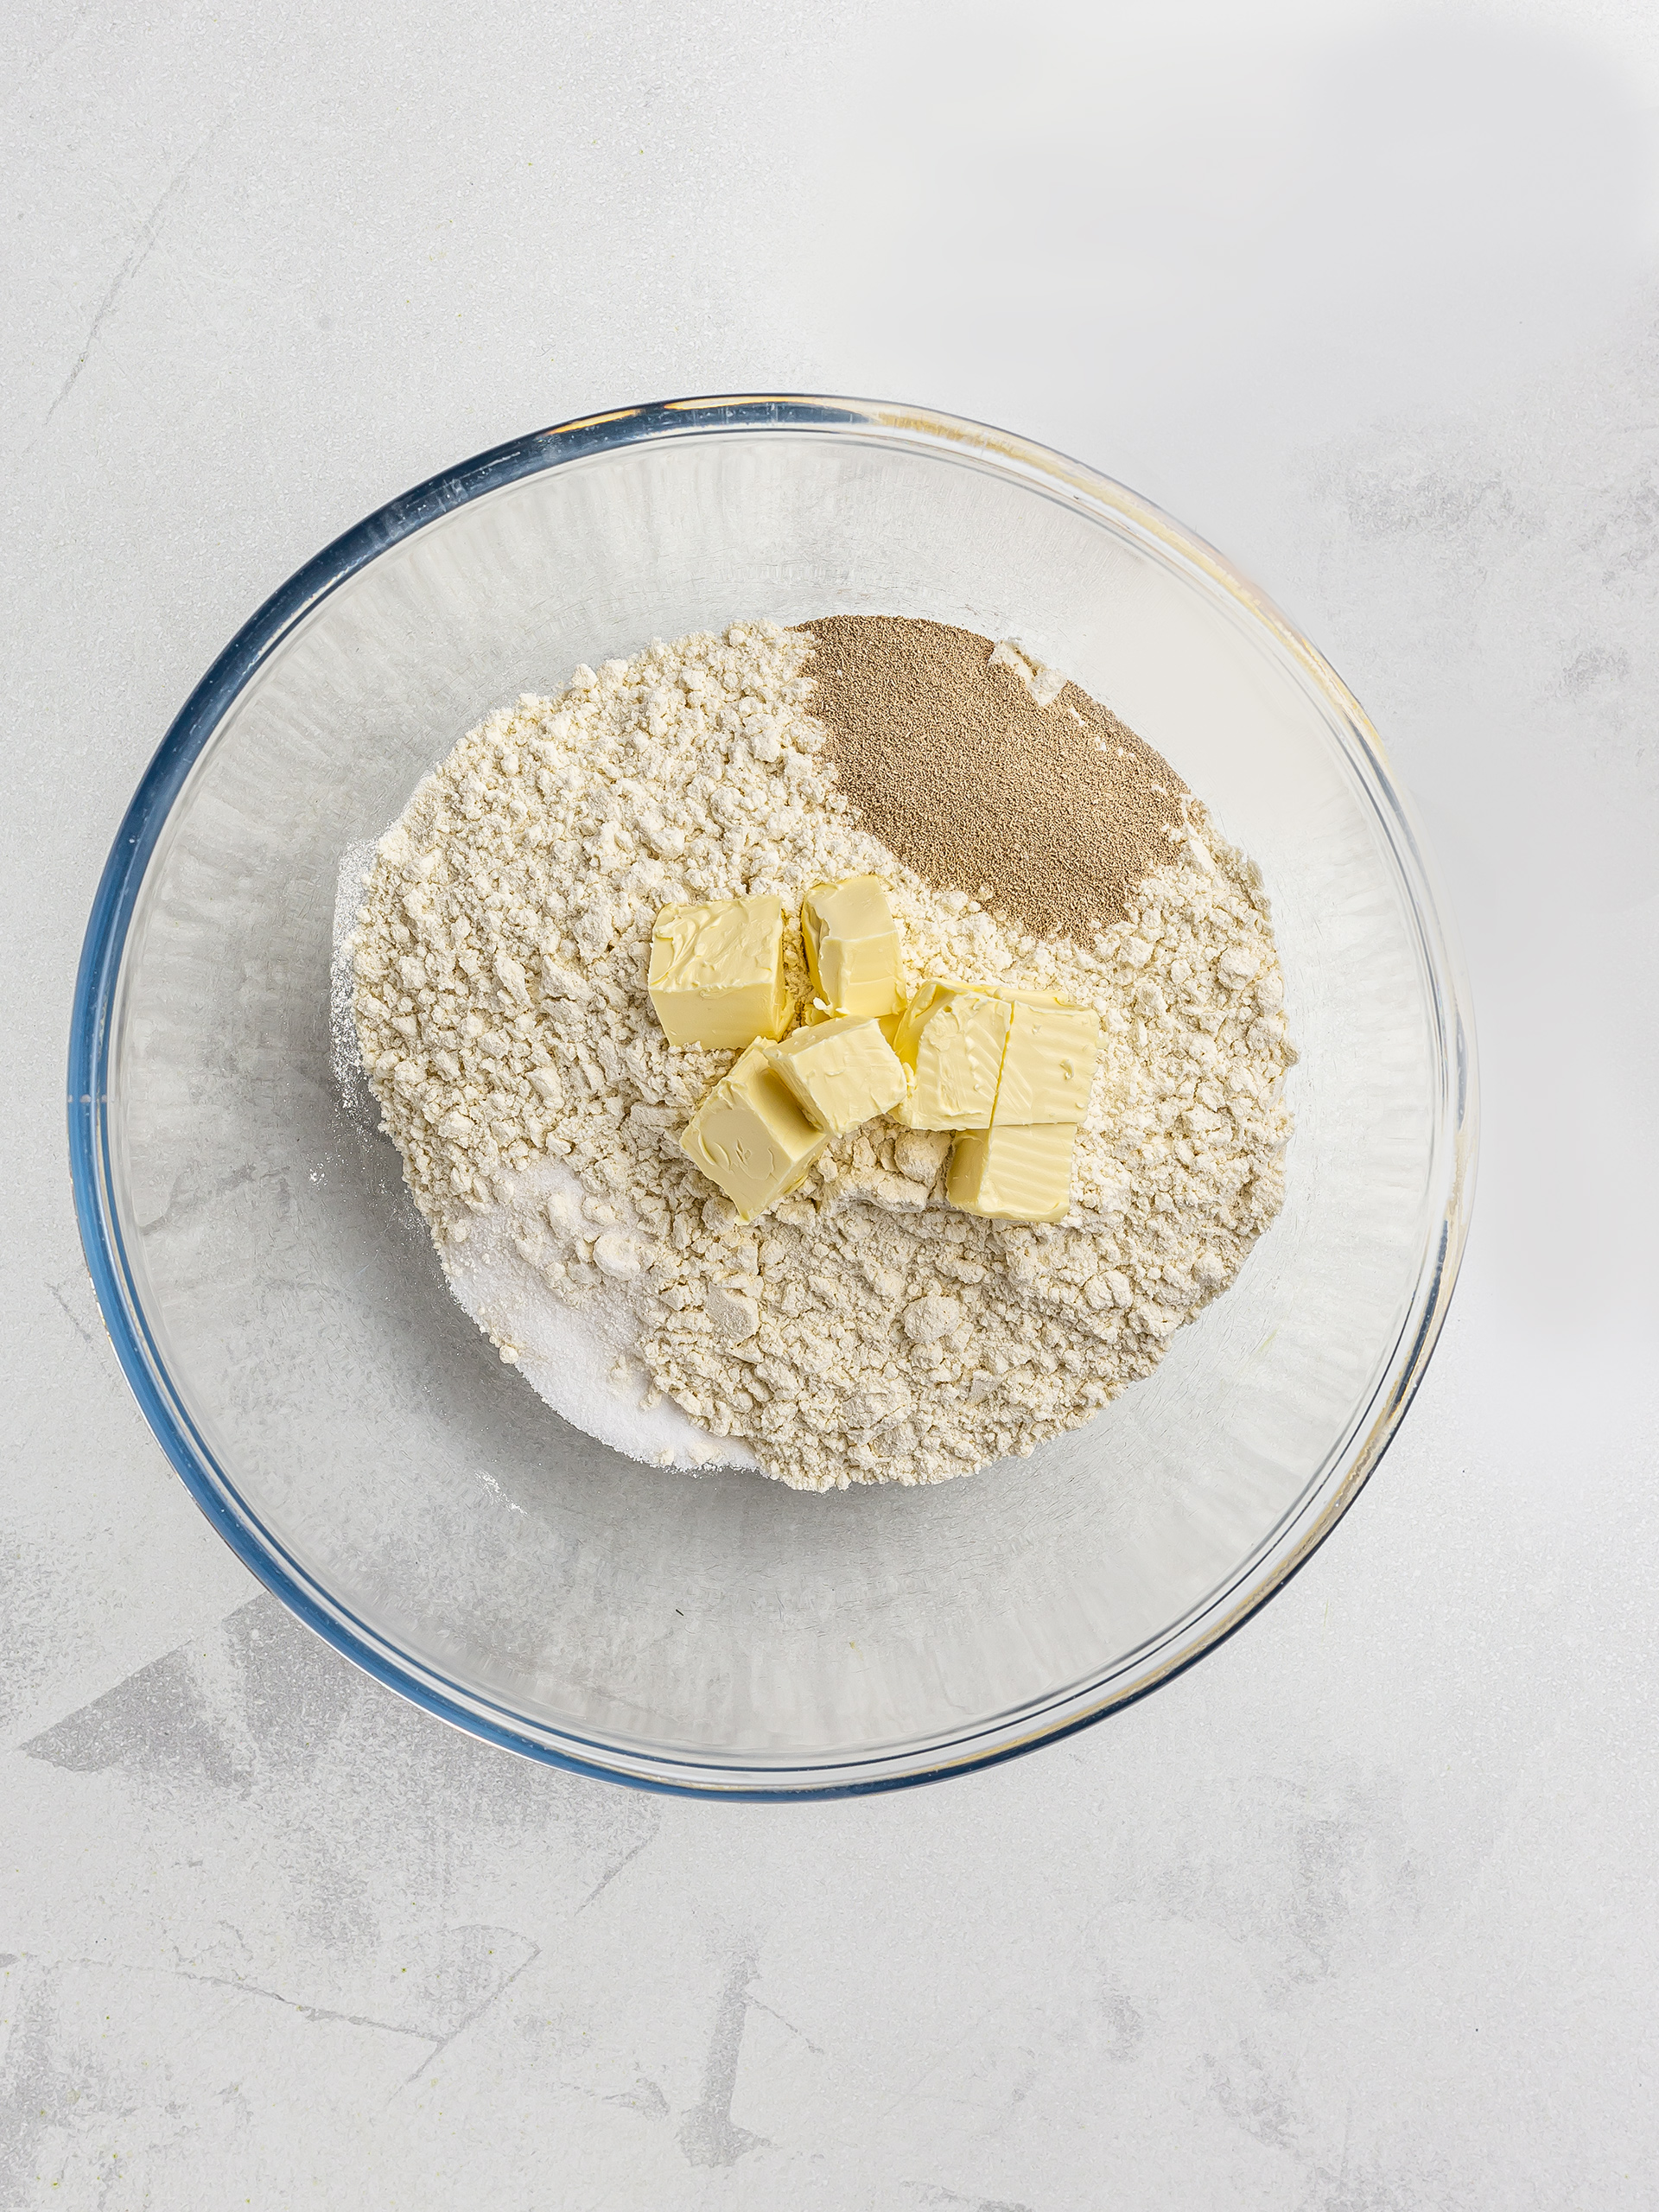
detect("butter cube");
top-left (763, 1016), bottom-right (906, 1135)
top-left (801, 875), bottom-right (904, 1018)
top-left (681, 1041), bottom-right (829, 1223)
top-left (893, 979), bottom-right (1012, 1130)
top-left (804, 997), bottom-right (904, 1046)
top-left (889, 975), bottom-right (964, 1062)
top-left (990, 1001), bottom-right (1101, 1126)
top-left (948, 1123), bottom-right (1077, 1224)
top-left (649, 897), bottom-right (790, 1050)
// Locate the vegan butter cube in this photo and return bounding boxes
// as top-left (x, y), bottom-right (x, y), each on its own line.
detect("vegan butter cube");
top-left (893, 979), bottom-right (1012, 1131)
top-left (990, 1001), bottom-right (1101, 1126)
top-left (649, 896), bottom-right (790, 1050)
top-left (948, 1122), bottom-right (1077, 1224)
top-left (681, 1040), bottom-right (828, 1223)
top-left (764, 1016), bottom-right (906, 1135)
top-left (801, 875), bottom-right (904, 1018)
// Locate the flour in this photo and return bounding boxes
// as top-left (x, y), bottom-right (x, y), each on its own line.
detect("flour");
top-left (348, 621), bottom-right (1295, 1490)
top-left (987, 637), bottom-right (1068, 707)
top-left (333, 852), bottom-right (753, 1472)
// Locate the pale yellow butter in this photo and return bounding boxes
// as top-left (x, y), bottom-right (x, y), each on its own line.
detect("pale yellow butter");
top-left (681, 1040), bottom-right (828, 1223)
top-left (801, 875), bottom-right (904, 1018)
top-left (893, 979), bottom-right (1012, 1131)
top-left (764, 1016), bottom-right (906, 1135)
top-left (803, 995), bottom-right (906, 1044)
top-left (947, 1122), bottom-right (1077, 1224)
top-left (648, 896), bottom-right (790, 1050)
top-left (991, 1001), bottom-right (1102, 1126)
top-left (890, 975), bottom-right (966, 1063)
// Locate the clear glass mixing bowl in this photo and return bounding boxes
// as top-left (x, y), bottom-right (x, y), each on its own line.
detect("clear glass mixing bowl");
top-left (68, 397), bottom-right (1477, 1796)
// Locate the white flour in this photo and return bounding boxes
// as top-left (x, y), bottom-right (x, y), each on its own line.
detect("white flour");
top-left (332, 849), bottom-right (754, 1471)
top-left (344, 621), bottom-right (1295, 1489)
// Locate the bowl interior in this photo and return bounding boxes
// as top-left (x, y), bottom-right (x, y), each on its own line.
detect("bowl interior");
top-left (87, 412), bottom-right (1469, 1791)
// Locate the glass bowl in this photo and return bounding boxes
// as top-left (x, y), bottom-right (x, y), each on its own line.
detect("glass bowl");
top-left (68, 396), bottom-right (1477, 1796)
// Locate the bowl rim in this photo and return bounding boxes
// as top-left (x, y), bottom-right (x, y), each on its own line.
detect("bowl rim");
top-left (67, 392), bottom-right (1479, 1798)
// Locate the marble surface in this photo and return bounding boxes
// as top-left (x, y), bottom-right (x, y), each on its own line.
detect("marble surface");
top-left (5, 1), bottom-right (1658, 2202)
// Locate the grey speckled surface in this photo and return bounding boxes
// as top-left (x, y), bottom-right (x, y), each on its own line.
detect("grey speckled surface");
top-left (5, 1), bottom-right (1658, 2202)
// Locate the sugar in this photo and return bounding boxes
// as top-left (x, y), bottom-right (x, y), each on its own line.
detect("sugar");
top-left (444, 1154), bottom-right (755, 1473)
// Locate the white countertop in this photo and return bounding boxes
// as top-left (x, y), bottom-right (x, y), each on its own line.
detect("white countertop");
top-left (6, 1), bottom-right (1658, 2202)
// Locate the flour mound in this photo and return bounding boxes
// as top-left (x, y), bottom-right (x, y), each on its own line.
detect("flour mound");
top-left (349, 620), bottom-right (1295, 1488)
